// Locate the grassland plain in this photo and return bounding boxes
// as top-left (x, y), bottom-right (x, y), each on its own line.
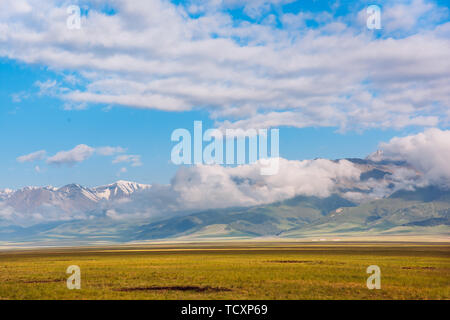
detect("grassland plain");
top-left (0, 243), bottom-right (448, 300)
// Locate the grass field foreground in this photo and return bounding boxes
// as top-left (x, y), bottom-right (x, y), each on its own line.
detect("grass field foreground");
top-left (0, 243), bottom-right (448, 300)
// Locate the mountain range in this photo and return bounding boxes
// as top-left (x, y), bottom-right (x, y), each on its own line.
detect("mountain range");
top-left (0, 180), bottom-right (150, 218)
top-left (0, 158), bottom-right (449, 245)
top-left (133, 187), bottom-right (450, 241)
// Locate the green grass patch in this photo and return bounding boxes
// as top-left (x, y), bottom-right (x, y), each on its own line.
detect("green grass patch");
top-left (0, 243), bottom-right (448, 299)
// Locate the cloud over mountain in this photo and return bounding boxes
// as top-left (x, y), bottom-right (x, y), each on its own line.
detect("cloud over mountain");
top-left (4, 128), bottom-right (450, 225)
top-left (170, 158), bottom-right (361, 209)
top-left (0, 157), bottom-right (411, 224)
top-left (1, 1), bottom-right (449, 232)
top-left (378, 128), bottom-right (450, 187)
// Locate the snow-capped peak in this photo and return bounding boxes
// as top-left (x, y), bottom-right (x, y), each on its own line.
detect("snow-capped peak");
top-left (0, 188), bottom-right (14, 200)
top-left (93, 180), bottom-right (151, 200)
top-left (0, 181), bottom-right (150, 202)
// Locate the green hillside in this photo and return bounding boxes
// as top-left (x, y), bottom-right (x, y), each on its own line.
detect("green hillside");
top-left (1, 187), bottom-right (449, 243)
top-left (134, 194), bottom-right (356, 240)
top-left (135, 187), bottom-right (450, 240)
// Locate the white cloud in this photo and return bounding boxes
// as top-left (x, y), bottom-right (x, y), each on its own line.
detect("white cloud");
top-left (18, 145), bottom-right (127, 166)
top-left (47, 144), bottom-right (95, 165)
top-left (112, 154), bottom-right (142, 167)
top-left (94, 157), bottom-right (363, 221)
top-left (3, 156), bottom-right (365, 224)
top-left (16, 150), bottom-right (46, 163)
top-left (34, 79), bottom-right (59, 96)
top-left (5, 128), bottom-right (450, 224)
top-left (378, 128), bottom-right (450, 186)
top-left (62, 102), bottom-right (88, 111)
top-left (382, 0), bottom-right (445, 33)
top-left (168, 158), bottom-right (362, 210)
top-left (0, 0), bottom-right (448, 131)
top-left (96, 146), bottom-right (126, 156)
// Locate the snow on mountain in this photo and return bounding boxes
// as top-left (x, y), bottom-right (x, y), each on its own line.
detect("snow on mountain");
top-left (0, 189), bottom-right (14, 201)
top-left (2, 184), bottom-right (96, 214)
top-left (58, 183), bottom-right (101, 202)
top-left (0, 181), bottom-right (151, 221)
top-left (0, 158), bottom-right (427, 226)
top-left (93, 180), bottom-right (151, 200)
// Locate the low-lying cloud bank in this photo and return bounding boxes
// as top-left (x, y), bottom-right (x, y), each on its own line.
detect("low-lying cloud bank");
top-left (378, 128), bottom-right (450, 187)
top-left (1, 129), bottom-right (450, 225)
top-left (170, 158), bottom-right (361, 208)
top-left (80, 158), bottom-right (364, 224)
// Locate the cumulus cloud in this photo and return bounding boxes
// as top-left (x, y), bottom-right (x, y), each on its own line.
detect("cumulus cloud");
top-left (0, 0), bottom-right (448, 131)
top-left (382, 0), bottom-right (446, 33)
top-left (98, 157), bottom-right (363, 221)
top-left (169, 158), bottom-right (362, 210)
top-left (16, 150), bottom-right (46, 163)
top-left (378, 128), bottom-right (450, 186)
top-left (47, 144), bottom-right (95, 165)
top-left (2, 156), bottom-right (366, 224)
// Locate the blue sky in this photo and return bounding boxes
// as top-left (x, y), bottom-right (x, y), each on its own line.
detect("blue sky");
top-left (0, 0), bottom-right (449, 189)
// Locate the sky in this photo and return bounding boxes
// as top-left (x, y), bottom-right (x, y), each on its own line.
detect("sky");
top-left (0, 0), bottom-right (449, 189)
